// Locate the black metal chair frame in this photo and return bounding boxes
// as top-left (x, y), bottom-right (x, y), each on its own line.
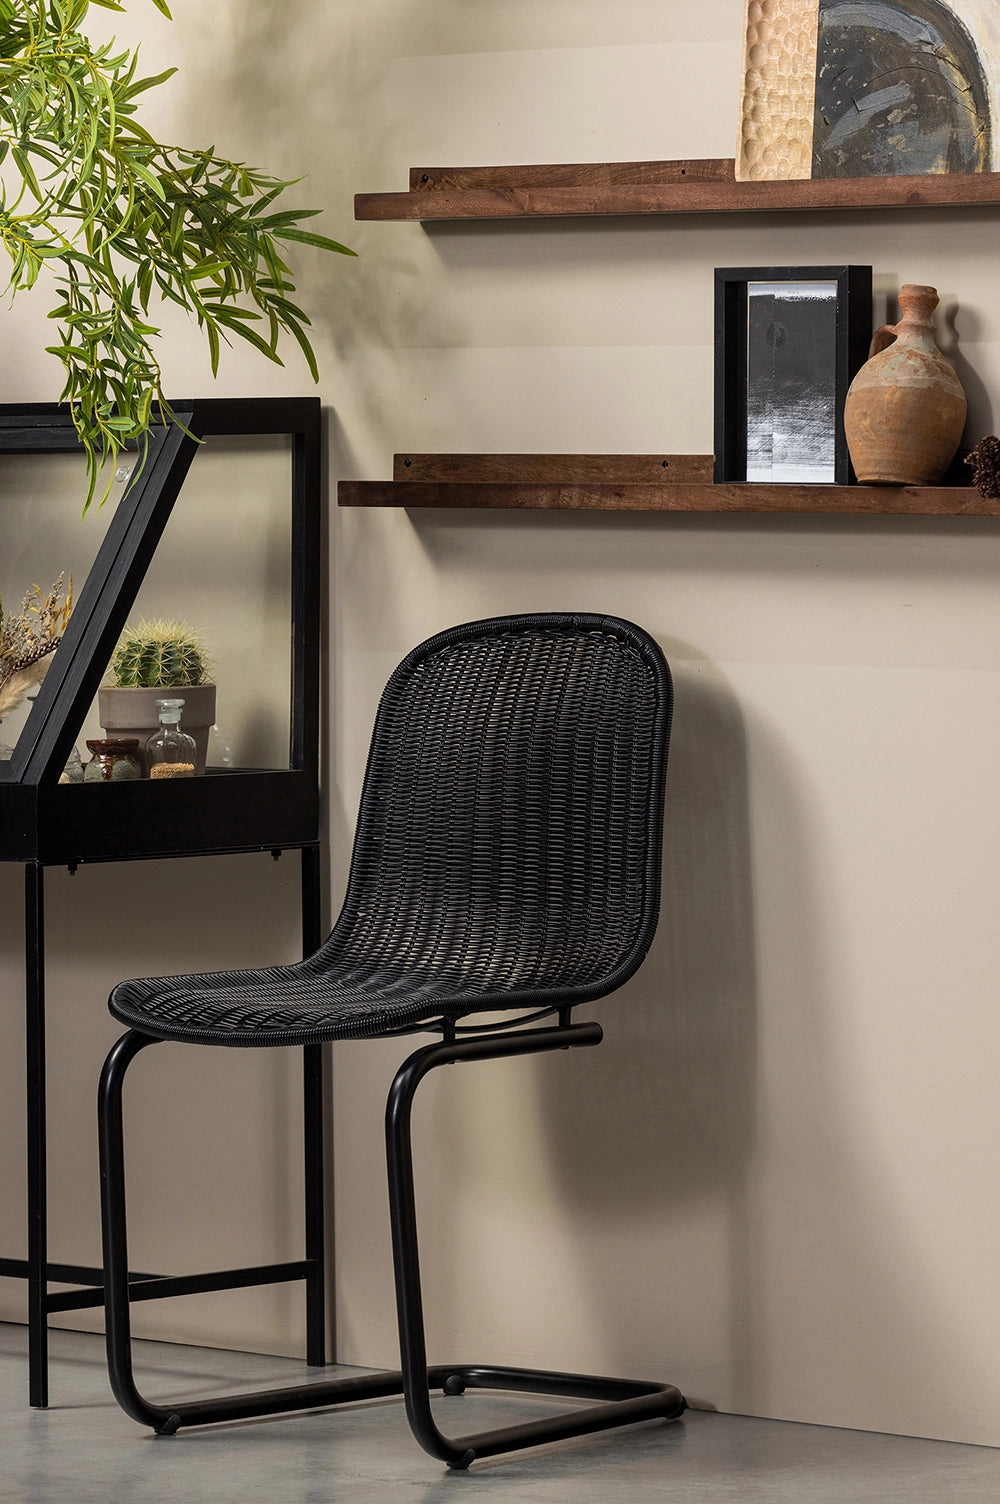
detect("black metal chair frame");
top-left (97, 613), bottom-right (686, 1468)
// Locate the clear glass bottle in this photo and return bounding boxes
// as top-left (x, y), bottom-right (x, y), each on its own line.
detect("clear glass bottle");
top-left (147, 697), bottom-right (197, 779)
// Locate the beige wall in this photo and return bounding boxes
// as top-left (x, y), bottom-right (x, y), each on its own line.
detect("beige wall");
top-left (1, 0), bottom-right (1000, 1449)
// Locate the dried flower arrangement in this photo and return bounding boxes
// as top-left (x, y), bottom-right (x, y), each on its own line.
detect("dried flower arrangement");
top-left (0, 573), bottom-right (74, 718)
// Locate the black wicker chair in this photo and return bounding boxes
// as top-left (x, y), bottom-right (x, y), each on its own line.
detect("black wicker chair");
top-left (97, 612), bottom-right (684, 1468)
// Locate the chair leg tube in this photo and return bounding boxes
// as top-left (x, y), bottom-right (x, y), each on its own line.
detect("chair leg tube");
top-left (386, 1025), bottom-right (603, 1466)
top-left (384, 1038), bottom-right (465, 1466)
top-left (98, 1030), bottom-right (170, 1430)
top-left (385, 1021), bottom-right (683, 1470)
top-left (302, 1043), bottom-right (326, 1367)
top-left (98, 1029), bottom-right (408, 1432)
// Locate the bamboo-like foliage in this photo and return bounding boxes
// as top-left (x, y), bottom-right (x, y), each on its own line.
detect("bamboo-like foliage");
top-left (0, 0), bottom-right (356, 508)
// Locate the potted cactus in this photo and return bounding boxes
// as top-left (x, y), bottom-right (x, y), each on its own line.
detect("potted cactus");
top-left (99, 619), bottom-right (215, 774)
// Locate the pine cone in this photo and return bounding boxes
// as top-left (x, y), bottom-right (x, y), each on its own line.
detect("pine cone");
top-left (966, 436), bottom-right (1000, 499)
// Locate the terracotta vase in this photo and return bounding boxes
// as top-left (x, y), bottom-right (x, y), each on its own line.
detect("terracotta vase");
top-left (844, 284), bottom-right (966, 485)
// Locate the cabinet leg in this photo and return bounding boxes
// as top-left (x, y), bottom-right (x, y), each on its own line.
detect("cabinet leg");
top-left (25, 864), bottom-right (48, 1408)
top-left (301, 845), bottom-right (326, 1367)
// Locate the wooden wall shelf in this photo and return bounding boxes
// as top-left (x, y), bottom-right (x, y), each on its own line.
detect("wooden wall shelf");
top-left (355, 158), bottom-right (1000, 222)
top-left (337, 455), bottom-right (995, 516)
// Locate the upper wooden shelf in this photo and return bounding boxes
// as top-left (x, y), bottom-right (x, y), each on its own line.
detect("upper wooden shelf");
top-left (354, 158), bottom-right (1000, 222)
top-left (337, 455), bottom-right (996, 517)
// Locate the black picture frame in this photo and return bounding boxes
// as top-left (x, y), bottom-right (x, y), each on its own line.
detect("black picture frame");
top-left (714, 265), bottom-right (872, 484)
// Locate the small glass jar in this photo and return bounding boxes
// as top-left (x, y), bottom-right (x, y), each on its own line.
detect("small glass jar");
top-left (147, 698), bottom-right (197, 779)
top-left (84, 737), bottom-right (142, 782)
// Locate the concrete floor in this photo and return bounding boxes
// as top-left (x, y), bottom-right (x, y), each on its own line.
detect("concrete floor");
top-left (4, 1323), bottom-right (1000, 1503)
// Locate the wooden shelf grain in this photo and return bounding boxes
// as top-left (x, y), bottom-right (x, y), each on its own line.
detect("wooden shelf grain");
top-left (392, 453), bottom-right (714, 483)
top-left (337, 455), bottom-right (995, 516)
top-left (355, 158), bottom-right (1000, 222)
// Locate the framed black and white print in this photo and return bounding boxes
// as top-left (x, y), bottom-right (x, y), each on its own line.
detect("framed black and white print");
top-left (714, 266), bottom-right (872, 485)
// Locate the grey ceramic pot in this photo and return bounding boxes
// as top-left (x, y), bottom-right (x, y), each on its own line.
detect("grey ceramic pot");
top-left (98, 684), bottom-right (217, 775)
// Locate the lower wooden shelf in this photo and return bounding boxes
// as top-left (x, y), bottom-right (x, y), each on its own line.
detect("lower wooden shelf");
top-left (336, 455), bottom-right (995, 517)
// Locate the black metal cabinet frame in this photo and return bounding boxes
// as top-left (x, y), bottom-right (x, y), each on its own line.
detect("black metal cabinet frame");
top-left (0, 398), bottom-right (326, 1405)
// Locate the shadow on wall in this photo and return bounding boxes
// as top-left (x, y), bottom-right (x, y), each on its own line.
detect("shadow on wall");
top-left (169, 6), bottom-right (391, 350)
top-left (540, 656), bottom-right (758, 1393)
top-left (417, 651), bottom-right (759, 1398)
top-left (936, 284), bottom-right (995, 444)
top-left (167, 5), bottom-right (422, 475)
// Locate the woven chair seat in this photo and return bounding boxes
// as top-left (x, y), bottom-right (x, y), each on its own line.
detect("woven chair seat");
top-left (108, 941), bottom-right (620, 1046)
top-left (110, 615), bottom-right (661, 1048)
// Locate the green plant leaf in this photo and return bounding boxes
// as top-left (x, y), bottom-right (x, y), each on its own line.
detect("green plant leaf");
top-left (280, 312), bottom-right (320, 383)
top-left (0, 0), bottom-right (354, 510)
top-left (273, 225), bottom-right (358, 256)
top-left (11, 144), bottom-right (42, 201)
top-left (215, 316), bottom-right (284, 363)
top-left (121, 67), bottom-right (178, 99)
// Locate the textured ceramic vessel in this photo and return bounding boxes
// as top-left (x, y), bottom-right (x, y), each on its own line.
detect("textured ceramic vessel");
top-left (844, 284), bottom-right (966, 485)
top-left (83, 738), bottom-right (142, 782)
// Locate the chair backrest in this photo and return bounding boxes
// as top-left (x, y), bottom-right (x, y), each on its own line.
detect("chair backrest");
top-left (330, 614), bottom-right (673, 1010)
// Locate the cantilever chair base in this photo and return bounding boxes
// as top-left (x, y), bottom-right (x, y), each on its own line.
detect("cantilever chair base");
top-left (114, 1364), bottom-right (684, 1472)
top-left (99, 1021), bottom-right (686, 1468)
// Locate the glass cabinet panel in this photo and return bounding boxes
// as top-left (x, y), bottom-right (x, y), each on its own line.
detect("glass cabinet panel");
top-left (77, 433), bottom-right (295, 771)
top-left (0, 451), bottom-right (117, 765)
top-left (0, 398), bottom-right (321, 865)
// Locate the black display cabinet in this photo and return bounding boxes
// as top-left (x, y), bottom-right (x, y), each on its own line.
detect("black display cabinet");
top-left (0, 397), bottom-right (326, 1405)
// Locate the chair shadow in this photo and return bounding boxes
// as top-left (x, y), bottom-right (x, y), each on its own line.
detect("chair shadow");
top-left (421, 651), bottom-right (759, 1408)
top-left (540, 655), bottom-right (759, 1401)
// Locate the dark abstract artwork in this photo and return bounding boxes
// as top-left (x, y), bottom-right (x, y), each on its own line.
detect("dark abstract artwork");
top-left (738, 1), bottom-right (1000, 180)
top-left (814, 0), bottom-right (992, 175)
top-left (746, 281), bottom-right (838, 481)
